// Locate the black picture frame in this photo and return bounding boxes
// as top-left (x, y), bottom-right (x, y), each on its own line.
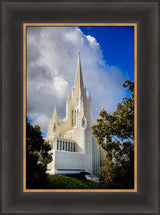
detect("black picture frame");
top-left (1, 1), bottom-right (159, 214)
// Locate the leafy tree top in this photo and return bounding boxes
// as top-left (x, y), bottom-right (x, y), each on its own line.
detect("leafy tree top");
top-left (92, 80), bottom-right (134, 152)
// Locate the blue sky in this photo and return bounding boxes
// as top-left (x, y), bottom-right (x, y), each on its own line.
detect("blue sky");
top-left (27, 26), bottom-right (134, 137)
top-left (79, 26), bottom-right (134, 81)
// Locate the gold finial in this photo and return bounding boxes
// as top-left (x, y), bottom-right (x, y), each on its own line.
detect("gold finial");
top-left (78, 51), bottom-right (80, 55)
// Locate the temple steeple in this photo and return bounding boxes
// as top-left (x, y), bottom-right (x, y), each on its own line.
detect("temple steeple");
top-left (46, 52), bottom-right (100, 177)
top-left (75, 52), bottom-right (84, 91)
top-left (51, 105), bottom-right (59, 124)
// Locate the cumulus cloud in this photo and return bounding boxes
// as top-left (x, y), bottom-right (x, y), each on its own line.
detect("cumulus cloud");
top-left (27, 27), bottom-right (128, 133)
top-left (85, 35), bottom-right (99, 47)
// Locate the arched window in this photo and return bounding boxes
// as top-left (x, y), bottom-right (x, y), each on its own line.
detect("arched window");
top-left (75, 110), bottom-right (76, 122)
top-left (53, 123), bottom-right (56, 132)
top-left (82, 116), bottom-right (87, 128)
top-left (72, 110), bottom-right (74, 126)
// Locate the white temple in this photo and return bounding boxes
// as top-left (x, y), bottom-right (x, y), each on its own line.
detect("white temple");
top-left (46, 53), bottom-right (101, 176)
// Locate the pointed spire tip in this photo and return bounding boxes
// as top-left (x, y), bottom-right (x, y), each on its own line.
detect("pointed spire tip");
top-left (75, 52), bottom-right (84, 90)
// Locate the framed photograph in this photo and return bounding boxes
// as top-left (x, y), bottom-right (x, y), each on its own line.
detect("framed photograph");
top-left (23, 23), bottom-right (137, 192)
top-left (2, 1), bottom-right (158, 214)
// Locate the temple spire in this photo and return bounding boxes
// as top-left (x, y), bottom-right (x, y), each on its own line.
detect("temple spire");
top-left (75, 52), bottom-right (84, 90)
top-left (53, 105), bottom-right (57, 116)
top-left (51, 105), bottom-right (59, 123)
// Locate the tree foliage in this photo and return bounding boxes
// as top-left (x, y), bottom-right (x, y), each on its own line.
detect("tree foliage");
top-left (92, 80), bottom-right (134, 189)
top-left (26, 119), bottom-right (52, 189)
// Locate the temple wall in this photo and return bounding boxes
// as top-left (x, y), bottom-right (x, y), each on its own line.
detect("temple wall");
top-left (47, 150), bottom-right (88, 175)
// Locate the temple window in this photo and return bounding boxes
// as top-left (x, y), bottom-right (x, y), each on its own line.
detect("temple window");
top-left (53, 123), bottom-right (56, 132)
top-left (72, 110), bottom-right (74, 126)
top-left (57, 140), bottom-right (59, 150)
top-left (75, 110), bottom-right (76, 122)
top-left (65, 141), bottom-right (67, 151)
top-left (68, 142), bottom-right (70, 151)
top-left (71, 143), bottom-right (72, 152)
top-left (82, 119), bottom-right (85, 126)
top-left (82, 117), bottom-right (87, 128)
top-left (63, 141), bottom-right (65, 150)
top-left (60, 141), bottom-right (62, 150)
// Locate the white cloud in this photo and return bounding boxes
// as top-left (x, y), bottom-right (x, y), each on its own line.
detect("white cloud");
top-left (53, 76), bottom-right (70, 97)
top-left (85, 35), bottom-right (99, 47)
top-left (29, 113), bottom-right (49, 132)
top-left (27, 27), bottom-right (128, 133)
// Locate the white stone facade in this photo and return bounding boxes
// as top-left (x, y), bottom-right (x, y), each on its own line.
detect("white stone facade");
top-left (46, 54), bottom-right (101, 175)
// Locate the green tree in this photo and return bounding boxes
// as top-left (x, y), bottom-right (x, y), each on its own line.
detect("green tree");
top-left (26, 119), bottom-right (52, 189)
top-left (92, 80), bottom-right (134, 189)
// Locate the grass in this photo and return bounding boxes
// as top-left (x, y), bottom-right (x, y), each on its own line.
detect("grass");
top-left (46, 174), bottom-right (108, 189)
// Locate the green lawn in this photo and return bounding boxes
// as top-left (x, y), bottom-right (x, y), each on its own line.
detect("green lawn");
top-left (46, 175), bottom-right (108, 189)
